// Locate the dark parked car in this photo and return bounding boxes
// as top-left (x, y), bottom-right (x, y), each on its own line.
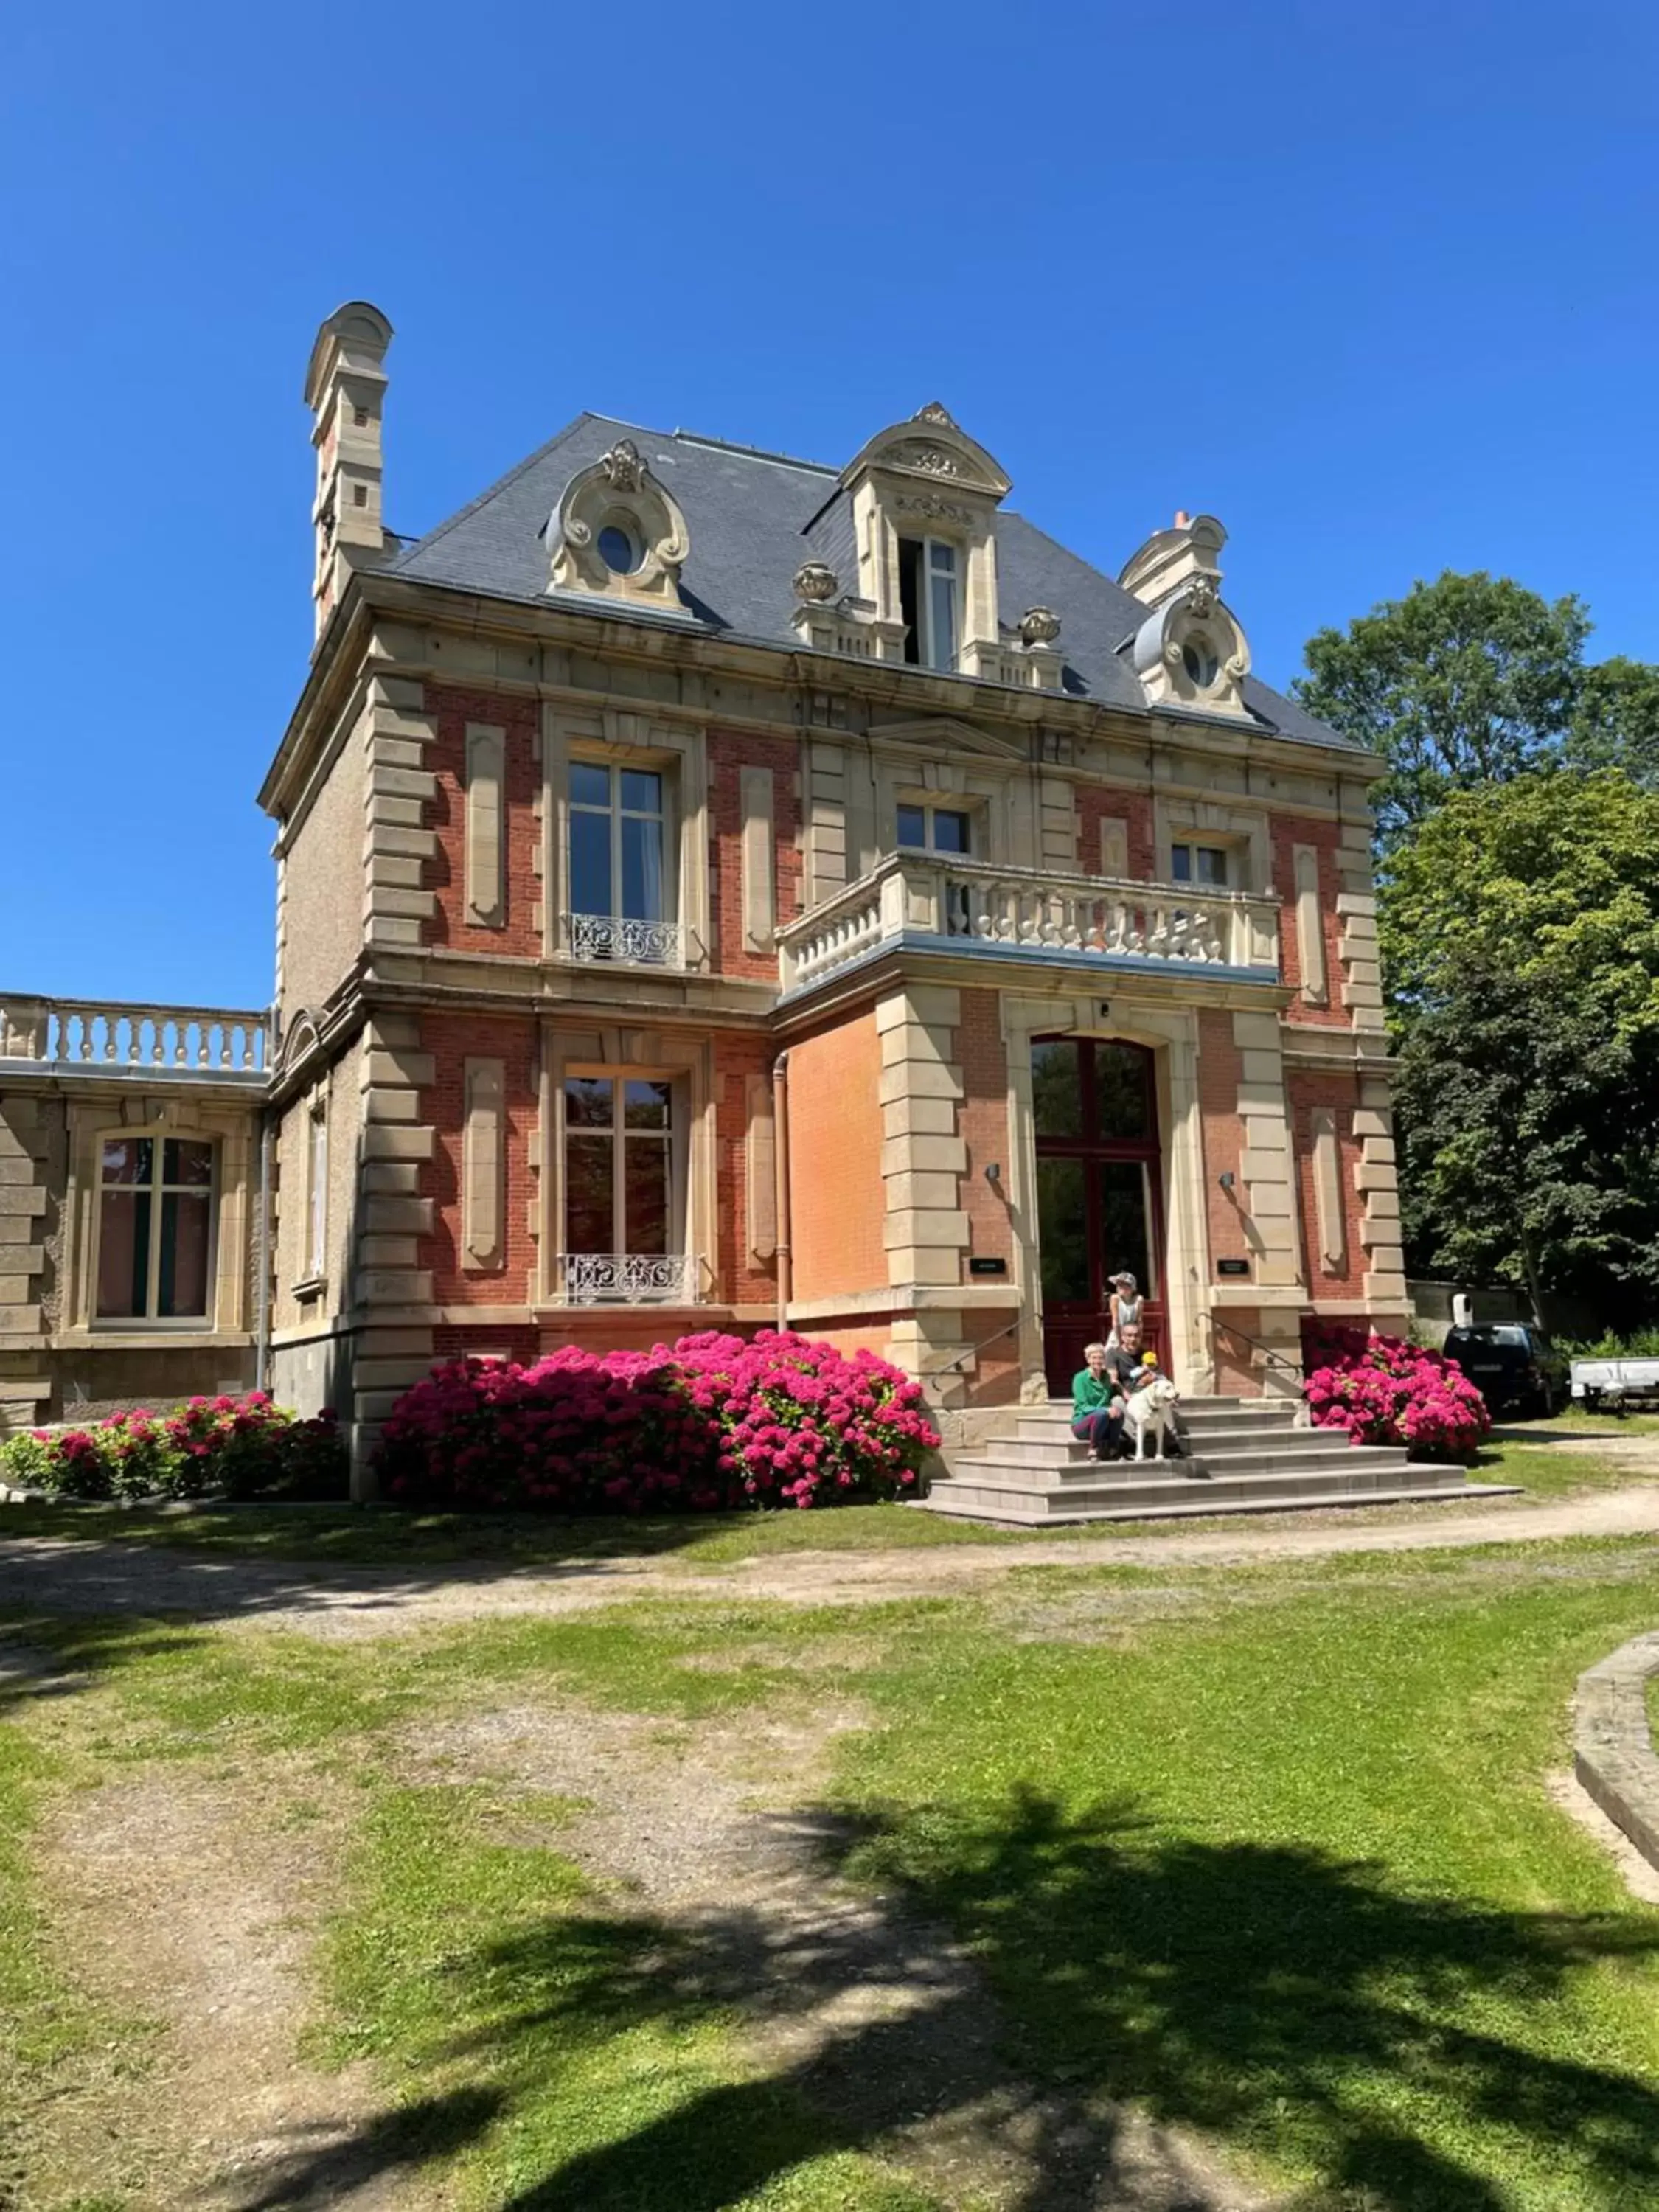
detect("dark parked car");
top-left (1443, 1324), bottom-right (1567, 1418)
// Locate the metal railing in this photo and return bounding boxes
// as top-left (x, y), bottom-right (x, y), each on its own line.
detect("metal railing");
top-left (1201, 1310), bottom-right (1306, 1382)
top-left (0, 995), bottom-right (271, 1078)
top-left (555, 1253), bottom-right (703, 1305)
top-left (564, 914), bottom-right (685, 969)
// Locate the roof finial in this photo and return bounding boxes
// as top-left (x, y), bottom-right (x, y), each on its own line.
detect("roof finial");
top-left (914, 400), bottom-right (959, 428)
top-left (1174, 509), bottom-right (1191, 529)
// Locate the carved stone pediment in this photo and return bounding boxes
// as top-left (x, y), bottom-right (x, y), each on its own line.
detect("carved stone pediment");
top-left (866, 715), bottom-right (1027, 762)
top-left (838, 412), bottom-right (1011, 501)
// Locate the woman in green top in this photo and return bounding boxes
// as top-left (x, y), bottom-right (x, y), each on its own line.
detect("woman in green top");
top-left (1071, 1341), bottom-right (1124, 1460)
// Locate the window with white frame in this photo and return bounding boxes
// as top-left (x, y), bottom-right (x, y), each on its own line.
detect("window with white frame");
top-left (898, 537), bottom-right (960, 671)
top-left (96, 1135), bottom-right (215, 1323)
top-left (1170, 842), bottom-right (1230, 888)
top-left (305, 1099), bottom-right (328, 1283)
top-left (568, 759), bottom-right (678, 964)
top-left (561, 1075), bottom-right (692, 1301)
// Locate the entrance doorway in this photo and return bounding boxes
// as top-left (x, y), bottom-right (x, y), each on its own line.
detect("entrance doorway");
top-left (1033, 1036), bottom-right (1166, 1395)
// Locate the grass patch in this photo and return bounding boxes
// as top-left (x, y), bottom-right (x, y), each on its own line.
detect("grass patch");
top-left (319, 1781), bottom-right (942, 2211)
top-left (826, 1543), bottom-right (1659, 2210)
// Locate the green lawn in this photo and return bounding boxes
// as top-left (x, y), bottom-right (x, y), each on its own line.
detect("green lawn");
top-left (4, 1539), bottom-right (1659, 2207)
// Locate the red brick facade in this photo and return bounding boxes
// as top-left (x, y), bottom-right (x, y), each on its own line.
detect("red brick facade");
top-left (424, 684), bottom-right (543, 956)
top-left (957, 989), bottom-right (1012, 1271)
top-left (1270, 813), bottom-right (1350, 1029)
top-left (787, 1009), bottom-right (886, 1304)
top-left (1076, 787), bottom-right (1156, 879)
top-left (418, 1010), bottom-right (541, 1304)
top-left (1287, 1068), bottom-right (1370, 1295)
top-left (708, 732), bottom-right (802, 977)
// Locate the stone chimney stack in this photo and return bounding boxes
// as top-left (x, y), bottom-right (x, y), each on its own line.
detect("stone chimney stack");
top-left (304, 302), bottom-right (394, 643)
top-left (1119, 511), bottom-right (1227, 611)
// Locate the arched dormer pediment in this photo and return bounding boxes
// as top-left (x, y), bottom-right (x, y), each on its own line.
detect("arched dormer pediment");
top-left (545, 437), bottom-right (692, 617)
top-left (274, 1008), bottom-right (323, 1082)
top-left (838, 401), bottom-right (1012, 501)
top-left (1131, 574), bottom-right (1253, 718)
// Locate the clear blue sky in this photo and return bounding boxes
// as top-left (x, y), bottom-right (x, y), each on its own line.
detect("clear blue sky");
top-left (4, 1), bottom-right (1656, 1008)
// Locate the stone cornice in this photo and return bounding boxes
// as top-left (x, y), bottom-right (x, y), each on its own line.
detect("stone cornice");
top-left (257, 569), bottom-right (1385, 827)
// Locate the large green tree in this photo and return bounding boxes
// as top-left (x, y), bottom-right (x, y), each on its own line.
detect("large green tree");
top-left (1384, 772), bottom-right (1659, 1322)
top-left (1565, 653), bottom-right (1659, 785)
top-left (1294, 571), bottom-right (1589, 846)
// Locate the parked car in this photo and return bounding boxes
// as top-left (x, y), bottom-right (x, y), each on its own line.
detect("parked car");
top-left (1570, 1357), bottom-right (1659, 1412)
top-left (1442, 1324), bottom-right (1567, 1418)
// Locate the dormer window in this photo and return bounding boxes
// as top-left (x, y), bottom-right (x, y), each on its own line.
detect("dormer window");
top-left (899, 537), bottom-right (960, 670)
top-left (597, 521), bottom-right (644, 575)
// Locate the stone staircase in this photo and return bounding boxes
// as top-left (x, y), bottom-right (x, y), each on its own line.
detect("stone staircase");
top-left (922, 1396), bottom-right (1517, 1526)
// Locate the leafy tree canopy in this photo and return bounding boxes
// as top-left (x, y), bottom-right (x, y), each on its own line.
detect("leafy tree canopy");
top-left (1294, 571), bottom-right (1589, 845)
top-left (1564, 653), bottom-right (1659, 785)
top-left (1383, 773), bottom-right (1659, 1321)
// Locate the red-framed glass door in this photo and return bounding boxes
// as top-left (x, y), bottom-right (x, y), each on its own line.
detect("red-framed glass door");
top-left (1032, 1037), bottom-right (1166, 1396)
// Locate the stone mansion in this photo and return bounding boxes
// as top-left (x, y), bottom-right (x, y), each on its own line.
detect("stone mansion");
top-left (0, 302), bottom-right (1401, 1479)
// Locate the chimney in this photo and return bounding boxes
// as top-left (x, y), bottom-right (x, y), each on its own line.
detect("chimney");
top-left (1119, 511), bottom-right (1226, 611)
top-left (304, 301), bottom-right (394, 643)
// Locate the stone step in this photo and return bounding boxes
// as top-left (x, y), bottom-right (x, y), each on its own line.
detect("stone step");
top-left (1014, 1405), bottom-right (1295, 1439)
top-left (939, 1455), bottom-right (1449, 1513)
top-left (947, 1445), bottom-right (1415, 1493)
top-left (919, 1478), bottom-right (1521, 1527)
top-left (981, 1425), bottom-right (1341, 1468)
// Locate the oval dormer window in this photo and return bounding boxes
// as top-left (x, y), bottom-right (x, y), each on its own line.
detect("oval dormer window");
top-left (597, 522), bottom-right (643, 575)
top-left (1183, 637), bottom-right (1220, 689)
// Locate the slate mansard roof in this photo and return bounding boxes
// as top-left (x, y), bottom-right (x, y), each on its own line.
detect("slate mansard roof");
top-left (386, 412), bottom-right (1357, 753)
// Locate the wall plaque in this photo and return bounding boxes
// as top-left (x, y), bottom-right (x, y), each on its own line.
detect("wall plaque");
top-left (969, 1256), bottom-right (1009, 1277)
top-left (1217, 1258), bottom-right (1252, 1277)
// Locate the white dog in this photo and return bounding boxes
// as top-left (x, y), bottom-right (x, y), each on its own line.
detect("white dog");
top-left (1123, 1375), bottom-right (1180, 1461)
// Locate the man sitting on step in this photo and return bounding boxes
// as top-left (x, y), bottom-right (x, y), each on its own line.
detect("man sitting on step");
top-left (1107, 1324), bottom-right (1190, 1461)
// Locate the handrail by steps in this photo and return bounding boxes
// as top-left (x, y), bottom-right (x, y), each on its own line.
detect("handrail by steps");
top-left (926, 1314), bottom-right (1022, 1380)
top-left (1201, 1310), bottom-right (1306, 1382)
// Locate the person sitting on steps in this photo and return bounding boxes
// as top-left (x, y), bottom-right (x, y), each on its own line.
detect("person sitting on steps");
top-left (1111, 1324), bottom-right (1191, 1460)
top-left (1070, 1341), bottom-right (1124, 1461)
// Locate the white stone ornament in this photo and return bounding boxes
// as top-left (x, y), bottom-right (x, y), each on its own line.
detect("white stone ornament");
top-left (1018, 606), bottom-right (1062, 646)
top-left (547, 440), bottom-right (692, 613)
top-left (793, 561), bottom-right (840, 603)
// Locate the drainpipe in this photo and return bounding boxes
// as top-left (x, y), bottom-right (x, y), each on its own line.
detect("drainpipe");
top-left (772, 1051), bottom-right (792, 1334)
top-left (254, 1108), bottom-right (273, 1394)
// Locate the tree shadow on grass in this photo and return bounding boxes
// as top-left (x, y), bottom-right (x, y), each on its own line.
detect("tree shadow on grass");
top-left (215, 1790), bottom-right (1659, 2211)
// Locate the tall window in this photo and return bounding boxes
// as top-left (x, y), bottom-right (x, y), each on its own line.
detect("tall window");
top-left (305, 1102), bottom-right (328, 1281)
top-left (97, 1136), bottom-right (214, 1322)
top-left (569, 762), bottom-right (667, 923)
top-left (898, 537), bottom-right (960, 670)
top-left (563, 1077), bottom-right (674, 1257)
top-left (1170, 842), bottom-right (1229, 888)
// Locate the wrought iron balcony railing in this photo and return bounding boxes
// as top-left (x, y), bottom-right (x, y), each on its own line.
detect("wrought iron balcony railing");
top-left (564, 914), bottom-right (686, 969)
top-left (776, 852), bottom-right (1281, 995)
top-left (0, 995), bottom-right (271, 1080)
top-left (555, 1253), bottom-right (703, 1305)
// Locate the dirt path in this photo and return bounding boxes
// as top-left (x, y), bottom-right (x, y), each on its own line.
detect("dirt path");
top-left (398, 1696), bottom-right (1267, 2210)
top-left (1, 1482), bottom-right (1658, 1638)
top-left (43, 1761), bottom-right (451, 2211)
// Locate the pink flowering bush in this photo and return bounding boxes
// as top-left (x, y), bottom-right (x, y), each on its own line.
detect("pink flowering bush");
top-left (373, 1329), bottom-right (941, 1514)
top-left (0, 1393), bottom-right (347, 1501)
top-left (1300, 1322), bottom-right (1491, 1461)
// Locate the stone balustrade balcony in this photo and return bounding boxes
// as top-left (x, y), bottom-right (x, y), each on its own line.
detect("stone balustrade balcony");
top-left (776, 852), bottom-right (1281, 997)
top-left (0, 996), bottom-right (271, 1082)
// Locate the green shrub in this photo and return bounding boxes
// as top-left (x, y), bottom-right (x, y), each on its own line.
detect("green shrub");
top-left (0, 1393), bottom-right (347, 1502)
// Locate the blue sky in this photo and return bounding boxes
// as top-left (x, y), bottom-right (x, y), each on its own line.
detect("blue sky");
top-left (4, 1), bottom-right (1657, 1007)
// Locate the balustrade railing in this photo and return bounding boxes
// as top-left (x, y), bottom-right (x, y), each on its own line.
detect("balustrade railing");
top-left (777, 853), bottom-right (1281, 994)
top-left (0, 996), bottom-right (271, 1077)
top-left (565, 913), bottom-right (686, 969)
top-left (556, 1253), bottom-right (703, 1305)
